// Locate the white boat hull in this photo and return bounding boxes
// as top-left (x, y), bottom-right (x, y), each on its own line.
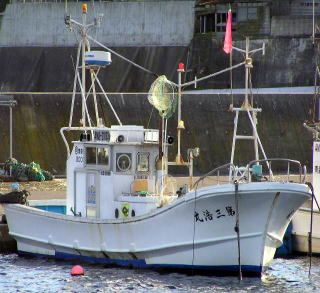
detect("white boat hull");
top-left (5, 182), bottom-right (310, 276)
top-left (291, 207), bottom-right (320, 253)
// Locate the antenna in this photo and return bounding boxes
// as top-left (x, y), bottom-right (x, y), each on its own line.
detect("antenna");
top-left (65, 4), bottom-right (122, 130)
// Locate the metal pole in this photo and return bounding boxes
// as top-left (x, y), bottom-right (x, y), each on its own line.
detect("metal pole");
top-left (91, 70), bottom-right (100, 125)
top-left (244, 37), bottom-right (249, 108)
top-left (229, 110), bottom-right (239, 180)
top-left (189, 152), bottom-right (194, 189)
top-left (10, 105), bottom-right (12, 176)
top-left (313, 0), bottom-right (315, 45)
top-left (69, 41), bottom-right (82, 127)
top-left (253, 112), bottom-right (259, 161)
top-left (10, 105), bottom-right (12, 160)
top-left (176, 69), bottom-right (182, 163)
top-left (81, 12), bottom-right (87, 127)
top-left (9, 105), bottom-right (13, 177)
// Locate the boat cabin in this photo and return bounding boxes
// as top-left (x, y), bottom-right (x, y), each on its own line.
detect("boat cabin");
top-left (66, 125), bottom-right (176, 220)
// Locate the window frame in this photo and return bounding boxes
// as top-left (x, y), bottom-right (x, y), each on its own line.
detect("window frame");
top-left (136, 152), bottom-right (150, 173)
top-left (116, 152), bottom-right (133, 173)
top-left (85, 145), bottom-right (111, 170)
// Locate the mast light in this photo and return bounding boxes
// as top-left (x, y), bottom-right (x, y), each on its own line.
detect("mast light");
top-left (178, 62), bottom-right (185, 72)
top-left (82, 4), bottom-right (88, 14)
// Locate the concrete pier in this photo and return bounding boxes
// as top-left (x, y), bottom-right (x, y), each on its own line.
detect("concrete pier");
top-left (0, 223), bottom-right (16, 253)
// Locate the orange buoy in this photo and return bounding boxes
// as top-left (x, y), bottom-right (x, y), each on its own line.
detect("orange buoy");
top-left (71, 265), bottom-right (84, 276)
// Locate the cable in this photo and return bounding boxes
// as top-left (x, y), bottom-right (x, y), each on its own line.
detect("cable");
top-left (87, 35), bottom-right (159, 78)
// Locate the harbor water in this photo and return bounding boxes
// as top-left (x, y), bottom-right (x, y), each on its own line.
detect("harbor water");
top-left (0, 254), bottom-right (320, 292)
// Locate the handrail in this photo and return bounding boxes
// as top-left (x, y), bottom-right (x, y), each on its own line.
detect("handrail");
top-left (193, 163), bottom-right (236, 189)
top-left (60, 126), bottom-right (159, 157)
top-left (247, 158), bottom-right (304, 183)
top-left (192, 158), bottom-right (306, 191)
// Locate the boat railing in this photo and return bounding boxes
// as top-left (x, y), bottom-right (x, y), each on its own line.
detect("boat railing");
top-left (60, 126), bottom-right (159, 156)
top-left (247, 158), bottom-right (306, 184)
top-left (193, 163), bottom-right (236, 190)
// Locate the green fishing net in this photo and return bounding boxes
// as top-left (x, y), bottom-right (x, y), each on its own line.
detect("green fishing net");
top-left (148, 75), bottom-right (177, 119)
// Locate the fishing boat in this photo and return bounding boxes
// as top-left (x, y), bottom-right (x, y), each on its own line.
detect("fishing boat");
top-left (292, 126), bottom-right (320, 254)
top-left (5, 5), bottom-right (311, 277)
top-left (291, 5), bottom-right (320, 254)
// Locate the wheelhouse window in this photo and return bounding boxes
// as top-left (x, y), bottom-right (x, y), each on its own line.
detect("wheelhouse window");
top-left (137, 152), bottom-right (149, 172)
top-left (86, 146), bottom-right (110, 167)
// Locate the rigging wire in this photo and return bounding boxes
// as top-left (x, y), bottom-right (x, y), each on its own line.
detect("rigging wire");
top-left (87, 35), bottom-right (159, 78)
top-left (248, 69), bottom-right (254, 106)
top-left (146, 107), bottom-right (154, 129)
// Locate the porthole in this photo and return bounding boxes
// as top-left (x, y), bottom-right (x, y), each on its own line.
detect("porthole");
top-left (115, 208), bottom-right (119, 219)
top-left (116, 153), bottom-right (132, 172)
top-left (131, 210), bottom-right (135, 217)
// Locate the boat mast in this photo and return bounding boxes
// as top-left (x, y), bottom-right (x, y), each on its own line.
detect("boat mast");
top-left (229, 37), bottom-right (270, 179)
top-left (65, 4), bottom-right (111, 129)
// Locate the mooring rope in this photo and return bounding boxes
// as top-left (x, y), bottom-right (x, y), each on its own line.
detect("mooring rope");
top-left (191, 180), bottom-right (199, 274)
top-left (234, 180), bottom-right (242, 280)
top-left (313, 189), bottom-right (320, 212)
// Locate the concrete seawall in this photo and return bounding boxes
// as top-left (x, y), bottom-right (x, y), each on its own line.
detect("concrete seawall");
top-left (0, 43), bottom-right (315, 174)
top-left (0, 1), bottom-right (195, 47)
top-left (0, 90), bottom-right (313, 175)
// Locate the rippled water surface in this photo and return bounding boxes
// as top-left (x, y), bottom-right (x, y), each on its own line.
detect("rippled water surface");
top-left (1, 254), bottom-right (320, 292)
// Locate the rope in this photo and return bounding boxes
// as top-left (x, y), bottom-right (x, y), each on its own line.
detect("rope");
top-left (191, 181), bottom-right (199, 274)
top-left (234, 180), bottom-right (242, 280)
top-left (313, 192), bottom-right (320, 211)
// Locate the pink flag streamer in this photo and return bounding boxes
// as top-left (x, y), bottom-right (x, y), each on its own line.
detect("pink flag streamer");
top-left (223, 9), bottom-right (233, 54)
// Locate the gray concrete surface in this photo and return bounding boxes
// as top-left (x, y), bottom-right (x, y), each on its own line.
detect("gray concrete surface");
top-left (0, 1), bottom-right (195, 47)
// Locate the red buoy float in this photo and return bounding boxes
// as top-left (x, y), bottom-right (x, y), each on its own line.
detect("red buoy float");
top-left (71, 265), bottom-right (84, 276)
